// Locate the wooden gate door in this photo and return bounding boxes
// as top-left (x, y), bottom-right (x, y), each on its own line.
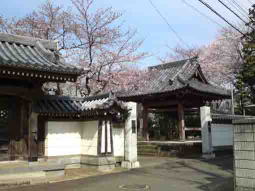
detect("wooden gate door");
top-left (0, 97), bottom-right (10, 161)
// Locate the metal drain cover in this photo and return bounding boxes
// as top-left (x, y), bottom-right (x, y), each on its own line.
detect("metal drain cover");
top-left (119, 184), bottom-right (150, 190)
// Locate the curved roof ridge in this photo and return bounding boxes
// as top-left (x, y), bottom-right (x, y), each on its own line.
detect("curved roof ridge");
top-left (0, 32), bottom-right (57, 50)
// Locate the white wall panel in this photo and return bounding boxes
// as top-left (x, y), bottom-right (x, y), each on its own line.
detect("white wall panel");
top-left (212, 124), bottom-right (233, 147)
top-left (112, 127), bottom-right (124, 157)
top-left (80, 121), bottom-right (98, 156)
top-left (45, 122), bottom-right (82, 156)
top-left (45, 121), bottom-right (98, 157)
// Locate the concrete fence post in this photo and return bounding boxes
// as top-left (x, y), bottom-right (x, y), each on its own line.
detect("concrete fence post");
top-left (200, 106), bottom-right (215, 159)
top-left (121, 102), bottom-right (140, 169)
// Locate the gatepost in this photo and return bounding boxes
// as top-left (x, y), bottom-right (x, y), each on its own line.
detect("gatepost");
top-left (200, 106), bottom-right (215, 159)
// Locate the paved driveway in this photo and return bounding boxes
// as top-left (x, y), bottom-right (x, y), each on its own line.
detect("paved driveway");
top-left (6, 156), bottom-right (233, 191)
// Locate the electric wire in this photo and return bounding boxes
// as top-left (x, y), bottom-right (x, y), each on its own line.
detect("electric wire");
top-left (148, 0), bottom-right (191, 49)
top-left (197, 0), bottom-right (247, 36)
top-left (225, 0), bottom-right (250, 20)
top-left (231, 0), bottom-right (249, 16)
top-left (247, 0), bottom-right (253, 4)
top-left (182, 0), bottom-right (224, 27)
top-left (218, 0), bottom-right (248, 24)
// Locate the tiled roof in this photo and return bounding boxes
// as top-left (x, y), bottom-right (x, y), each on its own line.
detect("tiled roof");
top-left (34, 93), bottom-right (127, 117)
top-left (119, 57), bottom-right (230, 99)
top-left (187, 79), bottom-right (230, 97)
top-left (0, 33), bottom-right (84, 78)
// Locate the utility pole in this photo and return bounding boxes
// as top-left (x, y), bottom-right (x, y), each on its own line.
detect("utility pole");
top-left (231, 88), bottom-right (235, 115)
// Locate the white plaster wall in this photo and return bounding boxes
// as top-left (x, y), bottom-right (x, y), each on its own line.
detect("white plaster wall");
top-left (212, 124), bottom-right (233, 147)
top-left (112, 127), bottom-right (124, 157)
top-left (45, 122), bottom-right (82, 157)
top-left (45, 121), bottom-right (99, 157)
top-left (81, 121), bottom-right (98, 156)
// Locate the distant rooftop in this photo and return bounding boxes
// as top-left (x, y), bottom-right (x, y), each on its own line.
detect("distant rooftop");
top-left (119, 57), bottom-right (231, 101)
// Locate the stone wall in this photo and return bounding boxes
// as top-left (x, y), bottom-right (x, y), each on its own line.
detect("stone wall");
top-left (233, 119), bottom-right (255, 191)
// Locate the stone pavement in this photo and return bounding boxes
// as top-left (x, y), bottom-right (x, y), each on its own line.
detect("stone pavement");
top-left (4, 156), bottom-right (233, 191)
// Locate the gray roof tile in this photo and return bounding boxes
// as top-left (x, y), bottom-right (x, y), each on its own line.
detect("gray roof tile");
top-left (120, 57), bottom-right (230, 99)
top-left (34, 93), bottom-right (127, 116)
top-left (0, 33), bottom-right (83, 76)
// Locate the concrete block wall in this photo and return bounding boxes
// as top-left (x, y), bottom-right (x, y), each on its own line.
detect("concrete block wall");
top-left (233, 119), bottom-right (255, 191)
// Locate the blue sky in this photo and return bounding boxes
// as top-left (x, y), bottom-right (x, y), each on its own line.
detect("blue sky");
top-left (0, 0), bottom-right (253, 67)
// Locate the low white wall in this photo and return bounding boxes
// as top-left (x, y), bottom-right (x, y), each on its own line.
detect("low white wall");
top-left (81, 121), bottom-right (98, 156)
top-left (45, 122), bottom-right (82, 157)
top-left (45, 121), bottom-right (98, 157)
top-left (112, 127), bottom-right (124, 157)
top-left (211, 124), bottom-right (233, 147)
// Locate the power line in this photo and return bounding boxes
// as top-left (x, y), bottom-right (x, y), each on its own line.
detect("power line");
top-left (217, 0), bottom-right (248, 24)
top-left (148, 0), bottom-right (191, 49)
top-left (225, 0), bottom-right (250, 20)
top-left (231, 0), bottom-right (249, 17)
top-left (197, 0), bottom-right (246, 36)
top-left (182, 0), bottom-right (224, 28)
top-left (247, 0), bottom-right (253, 4)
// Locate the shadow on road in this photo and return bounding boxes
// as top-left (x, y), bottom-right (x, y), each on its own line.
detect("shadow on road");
top-left (137, 155), bottom-right (234, 191)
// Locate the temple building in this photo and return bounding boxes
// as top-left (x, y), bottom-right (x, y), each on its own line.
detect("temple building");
top-left (119, 57), bottom-right (231, 141)
top-left (0, 33), bottom-right (139, 170)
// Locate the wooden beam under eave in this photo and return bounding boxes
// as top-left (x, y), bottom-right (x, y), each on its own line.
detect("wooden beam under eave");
top-left (143, 100), bottom-right (179, 108)
top-left (177, 103), bottom-right (186, 141)
top-left (0, 86), bottom-right (44, 101)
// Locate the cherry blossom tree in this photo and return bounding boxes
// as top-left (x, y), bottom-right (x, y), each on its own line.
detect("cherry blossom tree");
top-left (70, 0), bottom-right (146, 96)
top-left (161, 27), bottom-right (243, 86)
top-left (0, 0), bottom-right (147, 96)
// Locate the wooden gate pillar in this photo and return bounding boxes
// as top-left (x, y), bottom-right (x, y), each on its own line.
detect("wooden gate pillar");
top-left (37, 117), bottom-right (45, 158)
top-left (177, 103), bottom-right (185, 141)
top-left (142, 105), bottom-right (149, 141)
top-left (28, 108), bottom-right (38, 161)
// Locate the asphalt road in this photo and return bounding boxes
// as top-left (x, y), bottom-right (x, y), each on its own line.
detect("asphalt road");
top-left (6, 156), bottom-right (234, 191)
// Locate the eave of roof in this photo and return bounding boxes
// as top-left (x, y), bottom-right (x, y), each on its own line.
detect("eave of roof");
top-left (34, 93), bottom-right (128, 117)
top-left (0, 33), bottom-right (85, 81)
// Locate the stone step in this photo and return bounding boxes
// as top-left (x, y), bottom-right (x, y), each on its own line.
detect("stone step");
top-left (138, 148), bottom-right (158, 153)
top-left (138, 152), bottom-right (158, 156)
top-left (138, 144), bottom-right (158, 148)
top-left (138, 142), bottom-right (156, 146)
top-left (138, 146), bottom-right (158, 150)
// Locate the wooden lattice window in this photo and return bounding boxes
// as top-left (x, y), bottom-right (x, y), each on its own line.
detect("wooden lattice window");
top-left (0, 109), bottom-right (8, 120)
top-left (0, 97), bottom-right (10, 127)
